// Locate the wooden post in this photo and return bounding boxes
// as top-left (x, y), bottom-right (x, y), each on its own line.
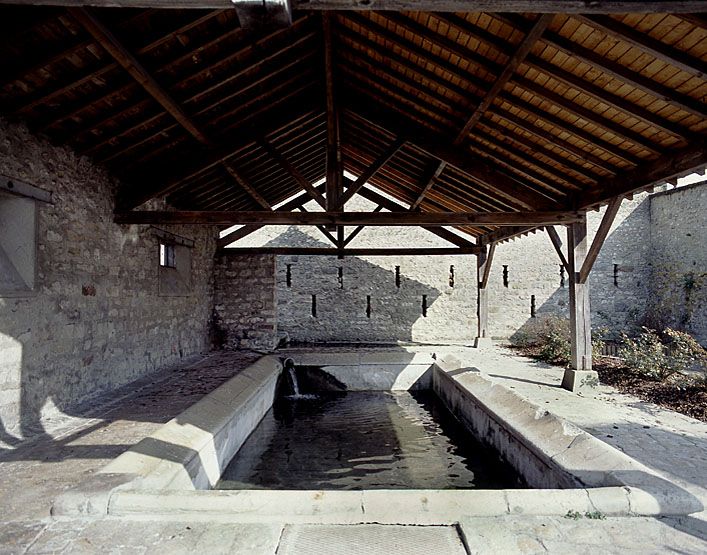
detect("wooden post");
top-left (562, 217), bottom-right (599, 392)
top-left (474, 244), bottom-right (494, 348)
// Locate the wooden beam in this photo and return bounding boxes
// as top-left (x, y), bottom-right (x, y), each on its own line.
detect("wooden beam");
top-left (323, 12), bottom-right (343, 212)
top-left (545, 225), bottom-right (570, 274)
top-left (538, 25), bottom-right (707, 119)
top-left (258, 138), bottom-right (327, 209)
top-left (347, 106), bottom-right (557, 211)
top-left (7, 1), bottom-right (705, 13)
top-left (115, 210), bottom-right (583, 226)
top-left (479, 243), bottom-right (495, 290)
top-left (478, 226), bottom-right (537, 246)
top-left (0, 175), bottom-right (53, 204)
top-left (219, 247), bottom-right (480, 256)
top-left (476, 243), bottom-right (495, 341)
top-left (67, 7), bottom-right (210, 145)
top-left (222, 164), bottom-right (272, 210)
top-left (343, 206), bottom-right (383, 246)
top-left (566, 217), bottom-right (593, 373)
top-left (296, 205), bottom-right (340, 246)
top-left (353, 184), bottom-right (479, 249)
top-left (340, 138), bottom-right (405, 205)
top-left (579, 141), bottom-right (707, 209)
top-left (574, 15), bottom-right (706, 81)
top-left (216, 185), bottom-right (325, 248)
top-left (233, 0), bottom-right (292, 30)
top-left (410, 162), bottom-right (447, 211)
top-left (454, 14), bottom-right (553, 145)
top-left (579, 196), bottom-right (623, 283)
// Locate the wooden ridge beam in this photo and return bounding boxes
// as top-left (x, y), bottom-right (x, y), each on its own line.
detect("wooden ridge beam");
top-left (8, 1), bottom-right (707, 13)
top-left (454, 13), bottom-right (554, 145)
top-left (115, 210), bottom-right (583, 226)
top-left (578, 196), bottom-right (623, 283)
top-left (323, 11), bottom-right (343, 212)
top-left (219, 247), bottom-right (480, 256)
top-left (340, 138), bottom-right (405, 205)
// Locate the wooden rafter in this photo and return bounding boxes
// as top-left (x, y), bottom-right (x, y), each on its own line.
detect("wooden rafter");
top-left (340, 137), bottom-right (404, 205)
top-left (343, 205), bottom-right (382, 247)
top-left (574, 15), bottom-right (706, 81)
top-left (410, 162), bottom-right (447, 211)
top-left (454, 13), bottom-right (554, 146)
top-left (258, 138), bottom-right (327, 209)
top-left (222, 164), bottom-right (272, 210)
top-left (347, 106), bottom-right (557, 211)
top-left (67, 7), bottom-right (210, 146)
top-left (579, 141), bottom-right (707, 209)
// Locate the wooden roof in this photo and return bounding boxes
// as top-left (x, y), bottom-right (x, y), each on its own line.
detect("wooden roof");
top-left (0, 4), bottom-right (705, 245)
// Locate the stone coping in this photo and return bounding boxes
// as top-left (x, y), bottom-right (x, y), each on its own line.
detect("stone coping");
top-left (103, 486), bottom-right (686, 524)
top-left (52, 351), bottom-right (702, 521)
top-left (52, 355), bottom-right (282, 517)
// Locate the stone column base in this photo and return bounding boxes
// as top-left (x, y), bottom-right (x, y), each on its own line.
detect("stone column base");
top-left (561, 369), bottom-right (599, 392)
top-left (473, 337), bottom-right (493, 349)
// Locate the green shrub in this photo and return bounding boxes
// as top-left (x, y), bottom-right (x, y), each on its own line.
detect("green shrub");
top-left (510, 315), bottom-right (605, 366)
top-left (619, 327), bottom-right (707, 381)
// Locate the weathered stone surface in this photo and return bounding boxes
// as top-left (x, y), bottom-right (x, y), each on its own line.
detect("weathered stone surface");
top-left (0, 119), bottom-right (217, 439)
top-left (212, 254), bottom-right (278, 351)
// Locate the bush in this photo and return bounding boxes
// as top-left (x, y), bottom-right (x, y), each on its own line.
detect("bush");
top-left (510, 315), bottom-right (605, 366)
top-left (618, 327), bottom-right (707, 381)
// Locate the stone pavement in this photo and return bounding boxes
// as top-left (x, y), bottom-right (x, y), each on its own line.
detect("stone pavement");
top-left (1, 344), bottom-right (706, 554)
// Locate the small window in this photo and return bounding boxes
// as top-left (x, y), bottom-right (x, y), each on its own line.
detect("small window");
top-left (159, 243), bottom-right (176, 268)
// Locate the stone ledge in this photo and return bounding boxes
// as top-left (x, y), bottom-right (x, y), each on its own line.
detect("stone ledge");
top-left (433, 355), bottom-right (703, 517)
top-left (51, 355), bottom-right (282, 517)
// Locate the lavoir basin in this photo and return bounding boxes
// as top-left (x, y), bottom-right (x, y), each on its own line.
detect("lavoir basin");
top-left (53, 351), bottom-right (704, 524)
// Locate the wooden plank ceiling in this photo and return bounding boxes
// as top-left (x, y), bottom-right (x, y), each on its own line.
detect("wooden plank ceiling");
top-left (0, 5), bottom-right (705, 245)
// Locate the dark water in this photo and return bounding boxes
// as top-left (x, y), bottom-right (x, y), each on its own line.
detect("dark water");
top-left (216, 391), bottom-right (525, 490)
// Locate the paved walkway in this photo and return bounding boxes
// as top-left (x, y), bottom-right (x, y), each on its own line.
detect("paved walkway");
top-left (1, 345), bottom-right (706, 554)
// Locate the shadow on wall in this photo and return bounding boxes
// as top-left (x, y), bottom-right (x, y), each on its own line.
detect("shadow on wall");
top-left (262, 228), bottom-right (445, 343)
top-left (508, 200), bottom-right (652, 344)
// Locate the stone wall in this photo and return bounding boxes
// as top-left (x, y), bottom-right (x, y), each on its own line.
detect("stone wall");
top-left (212, 254), bottom-right (278, 350)
top-left (222, 194), bottom-right (653, 344)
top-left (649, 183), bottom-right (707, 344)
top-left (0, 120), bottom-right (217, 439)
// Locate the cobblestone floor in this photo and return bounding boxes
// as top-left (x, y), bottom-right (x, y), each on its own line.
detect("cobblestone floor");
top-left (1, 344), bottom-right (706, 554)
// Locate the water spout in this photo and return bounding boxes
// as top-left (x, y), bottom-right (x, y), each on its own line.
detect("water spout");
top-left (282, 358), bottom-right (316, 400)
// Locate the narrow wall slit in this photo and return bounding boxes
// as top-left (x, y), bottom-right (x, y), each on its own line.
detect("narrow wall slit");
top-left (449, 265), bottom-right (455, 288)
top-left (530, 295), bottom-right (536, 318)
top-left (395, 265), bottom-right (401, 288)
top-left (286, 264), bottom-right (292, 288)
top-left (311, 294), bottom-right (317, 318)
top-left (366, 295), bottom-right (371, 318)
top-left (337, 266), bottom-right (343, 289)
top-left (502, 265), bottom-right (509, 288)
top-left (422, 295), bottom-right (428, 317)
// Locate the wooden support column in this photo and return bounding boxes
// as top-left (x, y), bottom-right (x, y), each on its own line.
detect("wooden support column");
top-left (562, 216), bottom-right (599, 392)
top-left (475, 243), bottom-right (495, 348)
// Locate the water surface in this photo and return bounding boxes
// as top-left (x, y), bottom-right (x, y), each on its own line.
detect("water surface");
top-left (216, 391), bottom-right (525, 490)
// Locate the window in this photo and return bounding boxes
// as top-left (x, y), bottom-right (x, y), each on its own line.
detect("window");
top-left (159, 243), bottom-right (176, 268)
